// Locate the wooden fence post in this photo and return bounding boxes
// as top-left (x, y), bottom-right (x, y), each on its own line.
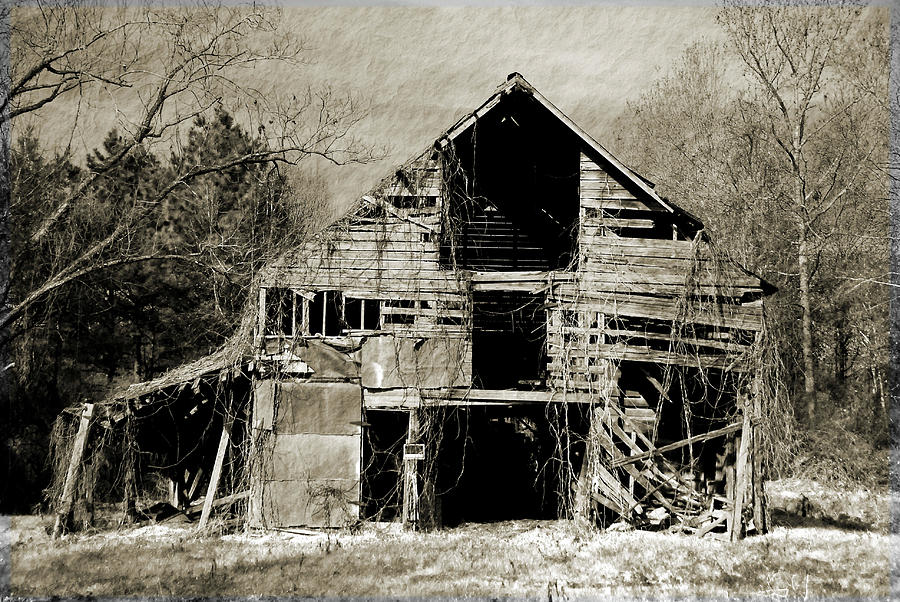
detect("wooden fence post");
top-left (52, 403), bottom-right (94, 538)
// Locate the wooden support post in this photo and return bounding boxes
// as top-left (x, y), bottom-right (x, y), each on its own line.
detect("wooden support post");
top-left (53, 403), bottom-right (94, 538)
top-left (730, 405), bottom-right (752, 542)
top-left (751, 393), bottom-right (767, 535)
top-left (724, 438), bottom-right (735, 538)
top-left (198, 411), bottom-right (233, 530)
top-left (257, 287), bottom-right (266, 346)
top-left (574, 409), bottom-right (597, 524)
top-left (82, 459), bottom-right (95, 528)
top-left (401, 410), bottom-right (420, 529)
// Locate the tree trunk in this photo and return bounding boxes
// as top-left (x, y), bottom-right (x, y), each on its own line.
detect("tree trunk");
top-left (797, 222), bottom-right (816, 423)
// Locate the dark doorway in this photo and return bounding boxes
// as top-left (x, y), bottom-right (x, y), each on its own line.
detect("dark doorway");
top-left (472, 291), bottom-right (546, 389)
top-left (435, 407), bottom-right (562, 525)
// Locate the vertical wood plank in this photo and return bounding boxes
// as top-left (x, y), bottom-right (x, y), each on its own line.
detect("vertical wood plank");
top-left (730, 406), bottom-right (752, 542)
top-left (751, 391), bottom-right (767, 534)
top-left (401, 410), bottom-right (420, 529)
top-left (186, 466), bottom-right (204, 503)
top-left (198, 411), bottom-right (233, 530)
top-left (573, 409), bottom-right (598, 524)
top-left (724, 443), bottom-right (735, 539)
top-left (257, 287), bottom-right (267, 338)
top-left (52, 403), bottom-right (94, 538)
top-left (301, 297), bottom-right (310, 335)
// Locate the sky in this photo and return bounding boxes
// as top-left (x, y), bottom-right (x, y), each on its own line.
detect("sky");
top-left (270, 5), bottom-right (726, 207)
top-left (19, 5), bottom-right (728, 212)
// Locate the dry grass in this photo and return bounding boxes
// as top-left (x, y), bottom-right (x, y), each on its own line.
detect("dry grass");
top-left (9, 509), bottom-right (894, 599)
top-left (767, 478), bottom-right (893, 533)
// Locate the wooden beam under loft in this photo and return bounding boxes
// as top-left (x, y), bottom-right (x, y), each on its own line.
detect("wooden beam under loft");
top-left (469, 270), bottom-right (576, 292)
top-left (364, 387), bottom-right (629, 409)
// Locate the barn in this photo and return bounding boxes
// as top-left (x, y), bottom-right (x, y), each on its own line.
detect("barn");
top-left (51, 73), bottom-right (774, 540)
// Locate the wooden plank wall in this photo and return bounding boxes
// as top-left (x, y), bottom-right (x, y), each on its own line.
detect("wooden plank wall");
top-left (265, 155), bottom-right (465, 302)
top-left (447, 205), bottom-right (551, 271)
top-left (259, 153), bottom-right (473, 382)
top-left (543, 153), bottom-right (766, 383)
top-left (259, 150), bottom-right (766, 393)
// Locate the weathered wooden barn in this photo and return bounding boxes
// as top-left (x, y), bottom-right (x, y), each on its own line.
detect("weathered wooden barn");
top-left (249, 73), bottom-right (774, 536)
top-left (51, 74), bottom-right (774, 540)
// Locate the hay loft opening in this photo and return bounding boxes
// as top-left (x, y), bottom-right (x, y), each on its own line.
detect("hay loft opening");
top-left (440, 86), bottom-right (582, 271)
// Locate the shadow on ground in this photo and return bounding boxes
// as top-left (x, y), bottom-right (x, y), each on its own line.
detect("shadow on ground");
top-left (769, 508), bottom-right (873, 531)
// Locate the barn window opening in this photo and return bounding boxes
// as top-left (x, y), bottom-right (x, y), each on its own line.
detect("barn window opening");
top-left (472, 291), bottom-right (546, 389)
top-left (309, 291), bottom-right (342, 336)
top-left (388, 195), bottom-right (438, 211)
top-left (363, 300), bottom-right (381, 330)
top-left (343, 297), bottom-right (381, 332)
top-left (383, 312), bottom-right (416, 325)
top-left (389, 195), bottom-right (418, 209)
top-left (264, 288), bottom-right (303, 336)
top-left (344, 297), bottom-right (362, 329)
top-left (382, 298), bottom-right (421, 326)
top-left (267, 290), bottom-right (382, 337)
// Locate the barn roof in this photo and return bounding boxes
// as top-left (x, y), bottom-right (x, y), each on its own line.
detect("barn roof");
top-left (265, 73), bottom-right (774, 295)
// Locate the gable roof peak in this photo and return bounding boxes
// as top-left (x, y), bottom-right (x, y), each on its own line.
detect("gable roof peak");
top-left (437, 73), bottom-right (679, 216)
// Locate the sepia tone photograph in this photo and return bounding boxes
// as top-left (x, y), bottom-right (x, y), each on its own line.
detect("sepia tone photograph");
top-left (0, 0), bottom-right (894, 599)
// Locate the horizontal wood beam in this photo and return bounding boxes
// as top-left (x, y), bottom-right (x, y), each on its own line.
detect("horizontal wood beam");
top-left (364, 387), bottom-right (616, 409)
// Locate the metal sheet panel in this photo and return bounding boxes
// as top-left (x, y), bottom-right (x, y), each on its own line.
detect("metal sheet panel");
top-left (253, 379), bottom-right (362, 528)
top-left (254, 479), bottom-right (359, 528)
top-left (252, 379), bottom-right (276, 430)
top-left (360, 335), bottom-right (470, 388)
top-left (276, 381), bottom-right (361, 435)
top-left (271, 434), bottom-right (360, 480)
top-left (299, 339), bottom-right (360, 378)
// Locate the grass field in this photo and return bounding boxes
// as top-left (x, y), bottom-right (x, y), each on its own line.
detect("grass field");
top-left (7, 481), bottom-right (896, 599)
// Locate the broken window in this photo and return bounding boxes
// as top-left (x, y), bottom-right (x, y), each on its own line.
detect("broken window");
top-left (266, 288), bottom-right (383, 337)
top-left (264, 288), bottom-right (303, 336)
top-left (382, 298), bottom-right (418, 325)
top-left (343, 297), bottom-right (381, 332)
top-left (308, 292), bottom-right (382, 336)
top-left (309, 291), bottom-right (341, 336)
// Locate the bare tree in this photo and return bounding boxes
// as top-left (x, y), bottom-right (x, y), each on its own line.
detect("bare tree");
top-left (616, 5), bottom-right (889, 427)
top-left (2, 0), bottom-right (375, 337)
top-left (718, 3), bottom-right (887, 423)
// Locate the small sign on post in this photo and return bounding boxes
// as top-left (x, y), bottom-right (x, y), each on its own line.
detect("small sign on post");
top-left (404, 443), bottom-right (425, 460)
